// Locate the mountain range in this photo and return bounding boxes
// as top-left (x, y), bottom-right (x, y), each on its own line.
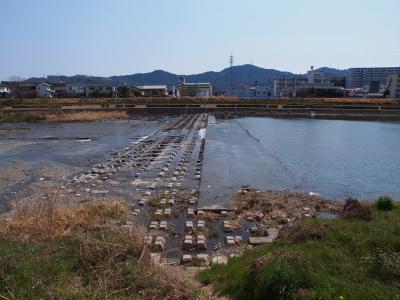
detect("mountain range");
top-left (28, 65), bottom-right (349, 91)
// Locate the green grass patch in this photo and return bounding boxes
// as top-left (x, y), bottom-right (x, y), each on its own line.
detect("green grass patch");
top-left (199, 207), bottom-right (400, 299)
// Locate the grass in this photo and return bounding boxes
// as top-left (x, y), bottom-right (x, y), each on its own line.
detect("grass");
top-left (198, 205), bottom-right (400, 300)
top-left (0, 110), bottom-right (127, 123)
top-left (0, 198), bottom-right (196, 299)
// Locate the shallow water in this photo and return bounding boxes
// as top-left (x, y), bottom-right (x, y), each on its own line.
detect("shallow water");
top-left (0, 119), bottom-right (164, 166)
top-left (199, 117), bottom-right (400, 205)
top-left (1, 116), bottom-right (399, 208)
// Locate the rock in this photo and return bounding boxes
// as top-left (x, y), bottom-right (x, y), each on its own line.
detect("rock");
top-left (250, 226), bottom-right (258, 233)
top-left (248, 228), bottom-right (279, 245)
top-left (196, 254), bottom-right (210, 264)
top-left (212, 256), bottom-right (228, 265)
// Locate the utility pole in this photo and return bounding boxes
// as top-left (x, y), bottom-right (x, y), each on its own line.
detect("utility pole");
top-left (229, 53), bottom-right (234, 96)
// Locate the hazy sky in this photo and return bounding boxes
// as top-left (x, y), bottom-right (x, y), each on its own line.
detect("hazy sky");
top-left (1, 0), bottom-right (400, 80)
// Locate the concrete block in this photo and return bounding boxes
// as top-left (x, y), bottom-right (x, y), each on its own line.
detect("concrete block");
top-left (181, 254), bottom-right (193, 264)
top-left (197, 220), bottom-right (205, 230)
top-left (187, 208), bottom-right (194, 217)
top-left (154, 236), bottom-right (166, 252)
top-left (185, 221), bottom-right (194, 231)
top-left (222, 221), bottom-right (233, 232)
top-left (226, 236), bottom-right (235, 246)
top-left (149, 221), bottom-right (158, 230)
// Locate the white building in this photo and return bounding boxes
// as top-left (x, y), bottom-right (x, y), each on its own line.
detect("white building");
top-left (273, 77), bottom-right (308, 97)
top-left (66, 84), bottom-right (86, 97)
top-left (179, 78), bottom-right (212, 97)
top-left (136, 85), bottom-right (169, 97)
top-left (36, 83), bottom-right (55, 98)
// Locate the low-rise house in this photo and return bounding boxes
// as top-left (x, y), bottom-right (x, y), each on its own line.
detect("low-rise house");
top-left (36, 83), bottom-right (55, 98)
top-left (2, 82), bottom-right (37, 98)
top-left (0, 85), bottom-right (11, 98)
top-left (179, 78), bottom-right (212, 97)
top-left (137, 85), bottom-right (169, 97)
top-left (52, 84), bottom-right (68, 98)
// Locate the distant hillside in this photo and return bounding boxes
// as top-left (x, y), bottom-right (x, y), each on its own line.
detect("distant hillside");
top-left (27, 65), bottom-right (348, 91)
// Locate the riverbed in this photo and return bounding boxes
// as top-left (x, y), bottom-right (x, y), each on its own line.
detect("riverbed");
top-left (1, 116), bottom-right (400, 211)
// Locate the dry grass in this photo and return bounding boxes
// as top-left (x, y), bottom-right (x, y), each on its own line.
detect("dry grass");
top-left (0, 197), bottom-right (197, 299)
top-left (45, 110), bottom-right (128, 121)
top-left (1, 197), bottom-right (128, 240)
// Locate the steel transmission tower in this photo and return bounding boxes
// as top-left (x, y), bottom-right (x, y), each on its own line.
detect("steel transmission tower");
top-left (229, 53), bottom-right (234, 95)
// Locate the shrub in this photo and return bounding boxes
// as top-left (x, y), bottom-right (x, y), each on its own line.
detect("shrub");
top-left (375, 196), bottom-right (395, 211)
top-left (341, 197), bottom-right (373, 221)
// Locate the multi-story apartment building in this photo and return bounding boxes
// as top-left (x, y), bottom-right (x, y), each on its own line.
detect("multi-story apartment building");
top-left (348, 67), bottom-right (400, 89)
top-left (387, 74), bottom-right (400, 99)
top-left (273, 77), bottom-right (308, 97)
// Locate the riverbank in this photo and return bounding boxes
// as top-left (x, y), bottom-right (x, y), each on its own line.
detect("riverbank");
top-left (198, 199), bottom-right (400, 300)
top-left (1, 97), bottom-right (400, 121)
top-left (0, 110), bottom-right (128, 123)
top-left (0, 197), bottom-right (198, 299)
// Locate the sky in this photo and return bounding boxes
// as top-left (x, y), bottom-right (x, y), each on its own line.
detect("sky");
top-left (1, 0), bottom-right (400, 80)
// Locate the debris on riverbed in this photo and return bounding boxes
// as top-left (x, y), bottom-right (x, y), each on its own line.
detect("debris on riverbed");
top-left (234, 187), bottom-right (343, 229)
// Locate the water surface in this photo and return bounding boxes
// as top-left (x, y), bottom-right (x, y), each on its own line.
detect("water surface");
top-left (200, 117), bottom-right (400, 205)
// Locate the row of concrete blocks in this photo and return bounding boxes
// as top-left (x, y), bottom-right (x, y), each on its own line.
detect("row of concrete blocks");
top-left (149, 220), bottom-right (168, 230)
top-left (145, 236), bottom-right (166, 252)
top-left (154, 208), bottom-right (172, 216)
top-left (183, 235), bottom-right (207, 250)
top-left (185, 220), bottom-right (205, 231)
top-left (187, 208), bottom-right (204, 217)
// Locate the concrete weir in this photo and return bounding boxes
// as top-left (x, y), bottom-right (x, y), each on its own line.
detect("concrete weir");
top-left (48, 113), bottom-right (253, 265)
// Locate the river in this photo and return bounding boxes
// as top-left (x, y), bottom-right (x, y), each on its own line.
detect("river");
top-left (199, 117), bottom-right (400, 205)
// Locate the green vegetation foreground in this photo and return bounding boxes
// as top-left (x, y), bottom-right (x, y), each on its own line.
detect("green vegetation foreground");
top-left (199, 199), bottom-right (400, 300)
